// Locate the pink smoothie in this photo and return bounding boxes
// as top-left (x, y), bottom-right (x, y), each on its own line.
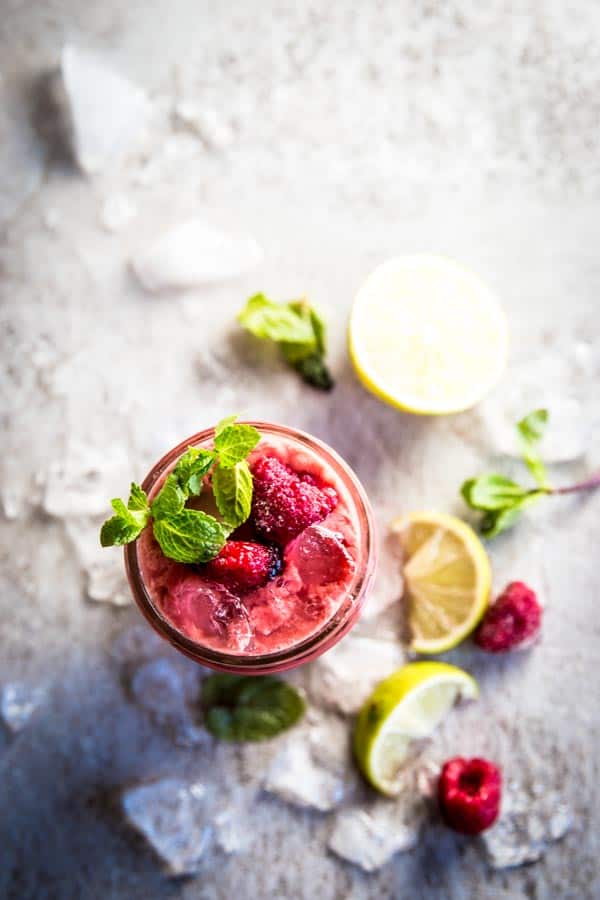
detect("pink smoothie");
top-left (137, 434), bottom-right (360, 656)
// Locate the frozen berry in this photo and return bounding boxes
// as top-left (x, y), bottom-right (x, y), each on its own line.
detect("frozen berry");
top-left (250, 456), bottom-right (338, 544)
top-left (438, 757), bottom-right (502, 835)
top-left (475, 581), bottom-right (542, 653)
top-left (203, 541), bottom-right (282, 592)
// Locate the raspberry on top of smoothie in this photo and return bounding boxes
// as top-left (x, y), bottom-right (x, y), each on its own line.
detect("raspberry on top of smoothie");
top-left (118, 425), bottom-right (361, 658)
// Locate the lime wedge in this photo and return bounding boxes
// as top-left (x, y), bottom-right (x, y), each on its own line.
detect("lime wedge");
top-left (349, 254), bottom-right (509, 414)
top-left (354, 662), bottom-right (478, 796)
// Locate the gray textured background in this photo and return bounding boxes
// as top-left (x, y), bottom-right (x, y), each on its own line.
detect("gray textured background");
top-left (1, 2), bottom-right (599, 898)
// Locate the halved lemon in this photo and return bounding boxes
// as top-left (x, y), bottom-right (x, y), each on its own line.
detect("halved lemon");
top-left (349, 254), bottom-right (509, 415)
top-left (391, 511), bottom-right (491, 654)
top-left (354, 661), bottom-right (478, 796)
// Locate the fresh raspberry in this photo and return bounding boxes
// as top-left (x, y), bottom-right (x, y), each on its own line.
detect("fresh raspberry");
top-left (250, 456), bottom-right (338, 544)
top-left (438, 757), bottom-right (502, 835)
top-left (474, 581), bottom-right (542, 653)
top-left (203, 541), bottom-right (282, 592)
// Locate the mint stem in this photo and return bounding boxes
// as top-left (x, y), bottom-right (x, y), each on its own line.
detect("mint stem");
top-left (549, 470), bottom-right (600, 496)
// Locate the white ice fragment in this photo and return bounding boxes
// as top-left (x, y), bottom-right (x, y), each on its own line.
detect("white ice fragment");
top-left (0, 80), bottom-right (45, 225)
top-left (43, 441), bottom-right (131, 518)
top-left (308, 635), bottom-right (405, 715)
top-left (121, 778), bottom-right (211, 876)
top-left (1, 485), bottom-right (27, 520)
top-left (481, 781), bottom-right (574, 869)
top-left (111, 624), bottom-right (165, 666)
top-left (478, 348), bottom-right (599, 463)
top-left (175, 102), bottom-right (235, 149)
top-left (129, 658), bottom-right (189, 724)
top-left (328, 796), bottom-right (425, 872)
top-left (64, 518), bottom-right (130, 606)
top-left (1, 682), bottom-right (46, 732)
top-left (60, 45), bottom-right (151, 175)
top-left (99, 193), bottom-right (136, 232)
top-left (264, 741), bottom-right (345, 812)
top-left (213, 789), bottom-right (255, 854)
top-left (130, 220), bottom-right (262, 292)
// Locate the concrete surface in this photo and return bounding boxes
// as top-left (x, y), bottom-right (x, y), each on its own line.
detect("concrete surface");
top-left (1, 2), bottom-right (599, 898)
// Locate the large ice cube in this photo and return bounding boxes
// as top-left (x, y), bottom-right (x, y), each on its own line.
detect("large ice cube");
top-left (328, 795), bottom-right (426, 872)
top-left (162, 574), bottom-right (252, 651)
top-left (308, 635), bottom-right (405, 715)
top-left (60, 45), bottom-right (151, 174)
top-left (481, 780), bottom-right (574, 869)
top-left (130, 220), bottom-right (263, 293)
top-left (65, 519), bottom-right (130, 606)
top-left (285, 525), bottom-right (355, 586)
top-left (121, 778), bottom-right (211, 876)
top-left (1, 682), bottom-right (46, 733)
top-left (264, 714), bottom-right (350, 812)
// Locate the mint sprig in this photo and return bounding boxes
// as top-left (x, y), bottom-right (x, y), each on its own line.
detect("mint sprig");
top-left (201, 674), bottom-right (305, 741)
top-left (461, 408), bottom-right (600, 538)
top-left (100, 417), bottom-right (260, 564)
top-left (238, 293), bottom-right (334, 391)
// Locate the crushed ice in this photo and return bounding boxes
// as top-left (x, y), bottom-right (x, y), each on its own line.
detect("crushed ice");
top-left (99, 193), bottom-right (136, 232)
top-left (60, 45), bottom-right (151, 174)
top-left (264, 713), bottom-right (351, 812)
top-left (65, 519), bottom-right (130, 606)
top-left (130, 219), bottom-right (263, 292)
top-left (481, 780), bottom-right (574, 869)
top-left (1, 682), bottom-right (46, 733)
top-left (308, 635), bottom-right (405, 715)
top-left (121, 777), bottom-right (211, 876)
top-left (43, 441), bottom-right (131, 519)
top-left (328, 794), bottom-right (426, 872)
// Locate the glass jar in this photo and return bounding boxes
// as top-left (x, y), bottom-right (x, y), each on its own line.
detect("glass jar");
top-left (125, 422), bottom-right (377, 674)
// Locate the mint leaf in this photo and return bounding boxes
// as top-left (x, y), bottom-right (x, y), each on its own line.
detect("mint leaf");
top-left (202, 674), bottom-right (305, 741)
top-left (214, 423), bottom-right (260, 468)
top-left (238, 294), bottom-right (315, 345)
top-left (461, 474), bottom-right (528, 511)
top-left (150, 473), bottom-right (186, 520)
top-left (152, 509), bottom-right (227, 564)
top-left (213, 461), bottom-right (253, 528)
top-left (215, 415), bottom-right (239, 437)
top-left (238, 294), bottom-right (334, 391)
top-left (100, 483), bottom-right (150, 547)
top-left (517, 409), bottom-right (549, 487)
top-left (173, 446), bottom-right (216, 496)
top-left (480, 492), bottom-right (544, 538)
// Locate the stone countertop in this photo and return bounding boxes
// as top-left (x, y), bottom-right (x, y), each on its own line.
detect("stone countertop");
top-left (1, 2), bottom-right (599, 898)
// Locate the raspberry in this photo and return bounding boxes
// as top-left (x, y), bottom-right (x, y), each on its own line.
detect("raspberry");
top-left (203, 541), bottom-right (282, 592)
top-left (474, 581), bottom-right (542, 652)
top-left (438, 757), bottom-right (502, 835)
top-left (250, 456), bottom-right (338, 544)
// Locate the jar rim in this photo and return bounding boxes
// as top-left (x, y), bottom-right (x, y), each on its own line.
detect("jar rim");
top-left (125, 421), bottom-right (377, 674)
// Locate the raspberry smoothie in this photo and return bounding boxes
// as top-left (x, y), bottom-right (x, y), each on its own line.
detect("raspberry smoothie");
top-left (127, 423), bottom-right (375, 673)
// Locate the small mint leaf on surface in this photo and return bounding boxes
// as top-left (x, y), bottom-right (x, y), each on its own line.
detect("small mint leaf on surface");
top-left (517, 409), bottom-right (549, 487)
top-left (201, 674), bottom-right (305, 741)
top-left (214, 423), bottom-right (260, 468)
top-left (152, 509), bottom-right (227, 564)
top-left (461, 474), bottom-right (527, 511)
top-left (173, 446), bottom-right (216, 496)
top-left (212, 461), bottom-right (253, 528)
top-left (99, 484), bottom-right (150, 547)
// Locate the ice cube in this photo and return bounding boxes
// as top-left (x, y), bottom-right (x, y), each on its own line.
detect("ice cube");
top-left (60, 45), bottom-right (151, 174)
top-left (213, 788), bottom-right (255, 854)
top-left (99, 193), bottom-right (136, 232)
top-left (130, 220), bottom-right (262, 293)
top-left (478, 347), bottom-right (599, 463)
top-left (121, 778), bottom-right (211, 876)
top-left (162, 575), bottom-right (252, 651)
top-left (264, 740), bottom-right (346, 812)
top-left (129, 658), bottom-right (189, 724)
top-left (43, 441), bottom-right (131, 518)
top-left (174, 102), bottom-right (235, 149)
top-left (1, 682), bottom-right (46, 733)
top-left (308, 635), bottom-right (405, 715)
top-left (481, 781), bottom-right (574, 869)
top-left (64, 519), bottom-right (130, 606)
top-left (285, 525), bottom-right (354, 586)
top-left (328, 795), bottom-right (426, 872)
top-left (111, 624), bottom-right (165, 667)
